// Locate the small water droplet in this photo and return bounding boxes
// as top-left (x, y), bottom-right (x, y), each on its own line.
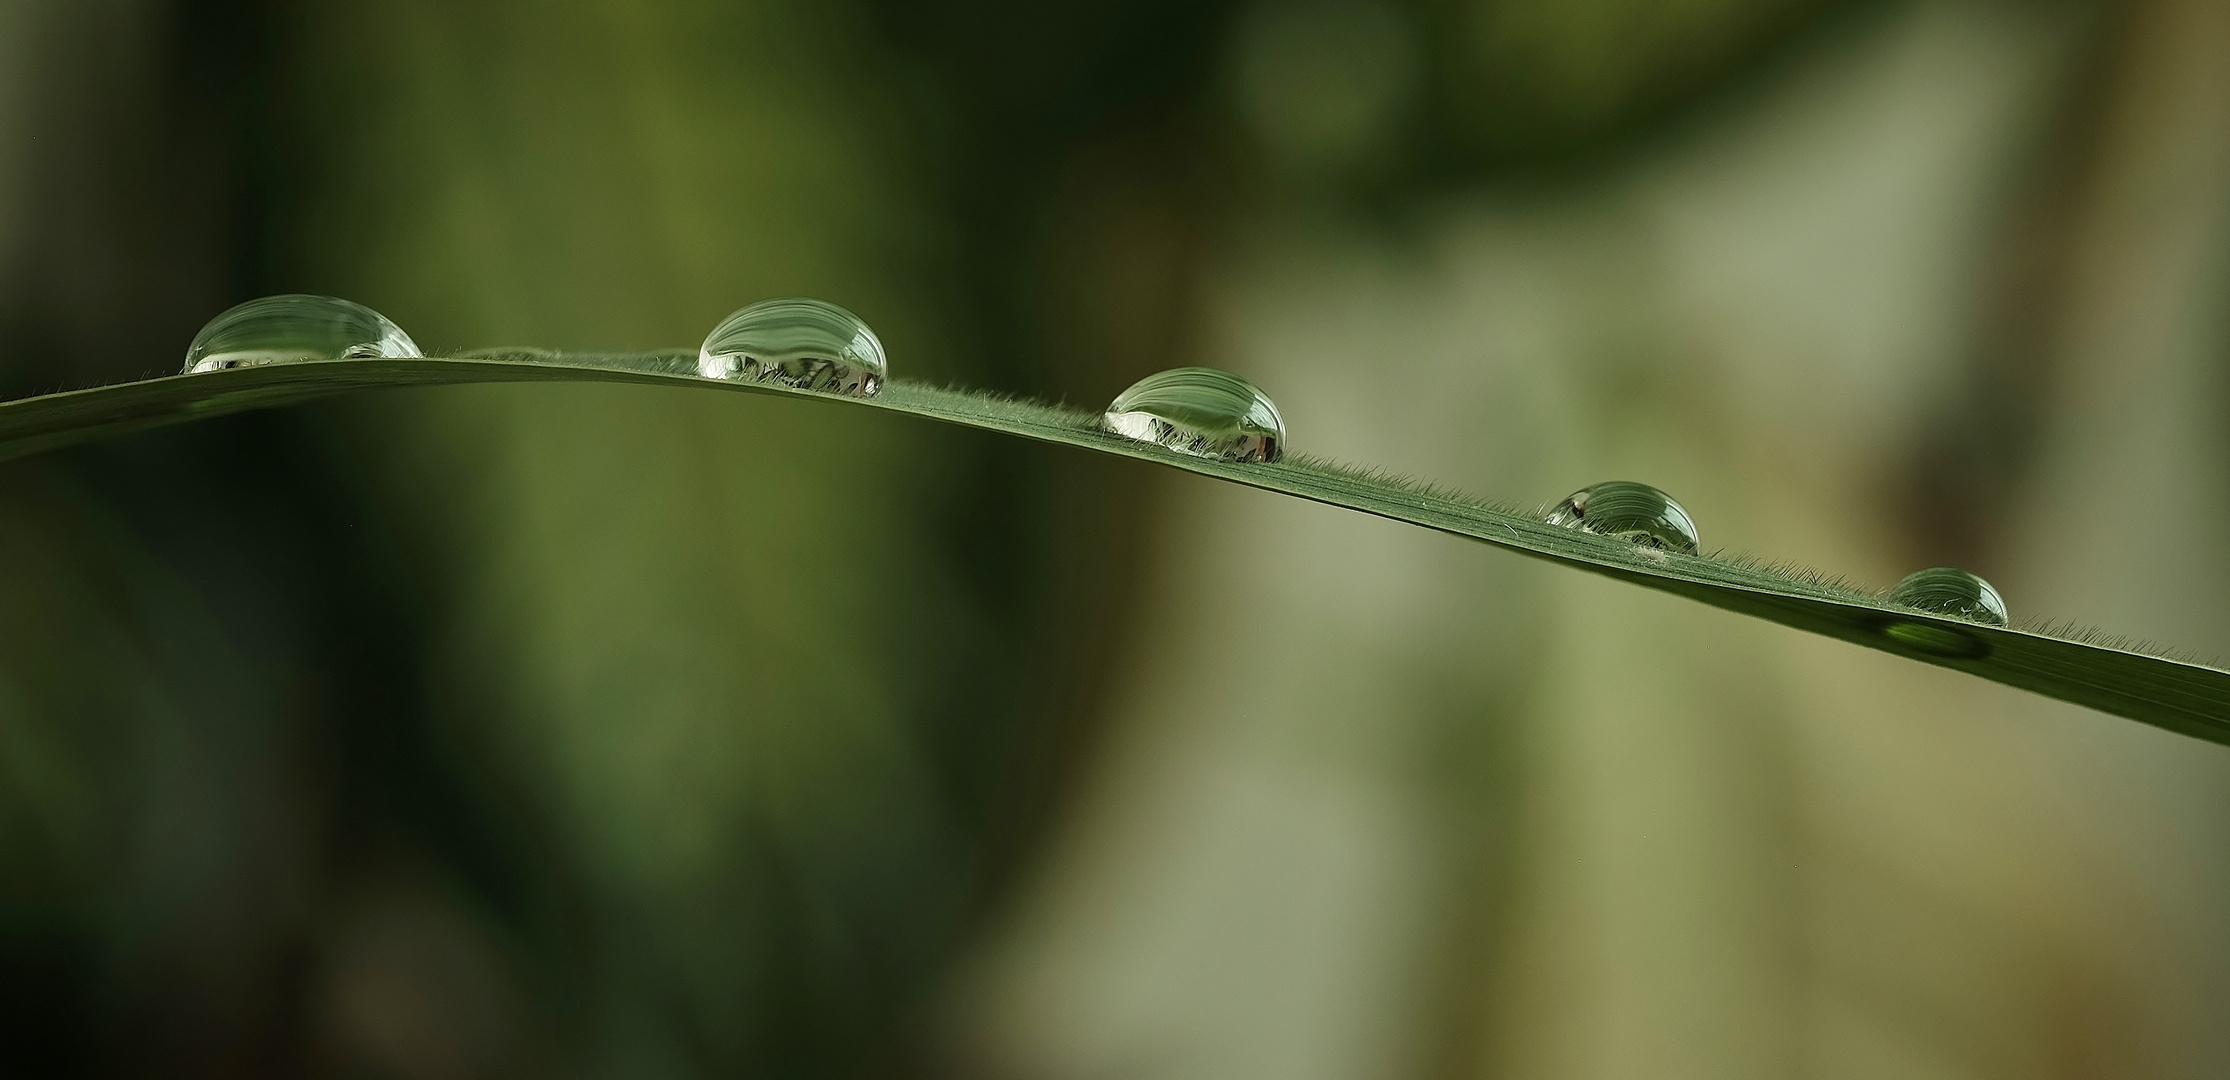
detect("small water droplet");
top-left (698, 298), bottom-right (886, 397)
top-left (183, 294), bottom-right (421, 374)
top-left (1101, 367), bottom-right (1285, 463)
top-left (1544, 481), bottom-right (1699, 554)
top-left (1886, 566), bottom-right (2007, 626)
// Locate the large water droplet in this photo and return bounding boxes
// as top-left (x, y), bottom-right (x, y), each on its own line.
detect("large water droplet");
top-left (1544, 481), bottom-right (1700, 554)
top-left (1886, 567), bottom-right (2007, 626)
top-left (698, 298), bottom-right (886, 397)
top-left (183, 294), bottom-right (420, 374)
top-left (1101, 367), bottom-right (1285, 463)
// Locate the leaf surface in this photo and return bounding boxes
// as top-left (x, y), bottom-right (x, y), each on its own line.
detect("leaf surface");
top-left (8, 354), bottom-right (2224, 741)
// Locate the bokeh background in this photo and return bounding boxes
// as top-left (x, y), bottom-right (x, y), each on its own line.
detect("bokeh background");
top-left (3, 0), bottom-right (2229, 1075)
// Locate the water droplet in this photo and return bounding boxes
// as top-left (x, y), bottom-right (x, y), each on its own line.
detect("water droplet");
top-left (183, 294), bottom-right (420, 374)
top-left (1101, 367), bottom-right (1285, 463)
top-left (698, 298), bottom-right (886, 397)
top-left (1886, 567), bottom-right (2007, 626)
top-left (1543, 481), bottom-right (1700, 555)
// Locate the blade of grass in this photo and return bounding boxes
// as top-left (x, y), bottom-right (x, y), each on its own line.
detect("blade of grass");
top-left (6, 352), bottom-right (2225, 741)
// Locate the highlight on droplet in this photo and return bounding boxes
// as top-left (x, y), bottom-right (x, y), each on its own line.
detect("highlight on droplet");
top-left (697, 297), bottom-right (887, 398)
top-left (1101, 367), bottom-right (1285, 463)
top-left (1887, 566), bottom-right (2008, 626)
top-left (1543, 481), bottom-right (1700, 555)
top-left (183, 294), bottom-right (421, 374)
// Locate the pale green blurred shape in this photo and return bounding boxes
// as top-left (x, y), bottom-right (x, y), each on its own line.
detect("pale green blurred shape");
top-left (964, 3), bottom-right (2230, 1080)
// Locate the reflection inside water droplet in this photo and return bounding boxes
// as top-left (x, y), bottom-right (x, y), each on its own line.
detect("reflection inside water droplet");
top-left (183, 295), bottom-right (421, 374)
top-left (698, 298), bottom-right (886, 397)
top-left (1886, 566), bottom-right (2008, 626)
top-left (1101, 367), bottom-right (1285, 463)
top-left (1544, 481), bottom-right (1699, 555)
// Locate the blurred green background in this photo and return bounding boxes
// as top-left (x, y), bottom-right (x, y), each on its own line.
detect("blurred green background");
top-left (4, 0), bottom-right (2230, 1076)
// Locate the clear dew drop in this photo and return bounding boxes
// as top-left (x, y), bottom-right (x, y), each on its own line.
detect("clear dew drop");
top-left (1101, 367), bottom-right (1285, 463)
top-left (1886, 566), bottom-right (2008, 626)
top-left (698, 297), bottom-right (886, 397)
top-left (1543, 481), bottom-right (1700, 555)
top-left (183, 294), bottom-right (420, 374)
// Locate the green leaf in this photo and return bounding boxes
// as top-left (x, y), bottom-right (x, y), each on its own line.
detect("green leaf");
top-left (7, 353), bottom-right (2225, 740)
